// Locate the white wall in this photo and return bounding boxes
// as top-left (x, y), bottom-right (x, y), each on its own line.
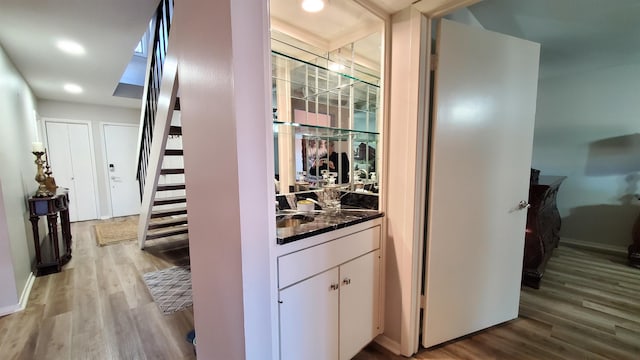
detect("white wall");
top-left (532, 63), bottom-right (640, 248)
top-left (38, 100), bottom-right (140, 218)
top-left (0, 44), bottom-right (40, 313)
top-left (444, 7), bottom-right (484, 28)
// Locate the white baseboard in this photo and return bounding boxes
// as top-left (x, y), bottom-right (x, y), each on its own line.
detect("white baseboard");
top-left (560, 238), bottom-right (627, 256)
top-left (18, 272), bottom-right (35, 311)
top-left (0, 304), bottom-right (19, 317)
top-left (100, 215), bottom-right (111, 220)
top-left (0, 272), bottom-right (34, 317)
top-left (374, 334), bottom-right (402, 356)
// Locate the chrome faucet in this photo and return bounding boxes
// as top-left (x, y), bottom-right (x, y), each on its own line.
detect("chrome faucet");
top-left (354, 169), bottom-right (368, 180)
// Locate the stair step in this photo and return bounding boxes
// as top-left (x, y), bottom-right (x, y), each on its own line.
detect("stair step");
top-left (148, 215), bottom-right (188, 230)
top-left (146, 226), bottom-right (188, 240)
top-left (164, 149), bottom-right (183, 156)
top-left (153, 195), bottom-right (187, 206)
top-left (160, 168), bottom-right (184, 175)
top-left (145, 232), bottom-right (189, 243)
top-left (156, 183), bottom-right (185, 191)
top-left (151, 206), bottom-right (187, 218)
top-left (169, 125), bottom-right (182, 136)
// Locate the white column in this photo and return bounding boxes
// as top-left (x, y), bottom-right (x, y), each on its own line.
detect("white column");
top-left (381, 7), bottom-right (430, 356)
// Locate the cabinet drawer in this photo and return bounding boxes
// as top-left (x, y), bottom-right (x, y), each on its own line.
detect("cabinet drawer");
top-left (278, 226), bottom-right (380, 289)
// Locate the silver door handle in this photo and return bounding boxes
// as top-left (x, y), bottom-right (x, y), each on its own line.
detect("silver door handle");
top-left (111, 176), bottom-right (121, 181)
top-left (518, 200), bottom-right (531, 209)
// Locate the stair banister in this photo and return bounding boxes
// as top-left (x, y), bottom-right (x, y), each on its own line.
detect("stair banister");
top-left (137, 56), bottom-right (179, 249)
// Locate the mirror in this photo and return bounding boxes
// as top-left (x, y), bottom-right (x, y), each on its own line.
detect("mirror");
top-left (270, 6), bottom-right (383, 196)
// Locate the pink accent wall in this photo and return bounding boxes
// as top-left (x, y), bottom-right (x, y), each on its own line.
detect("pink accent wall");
top-left (293, 109), bottom-right (331, 126)
top-left (172, 0), bottom-right (275, 358)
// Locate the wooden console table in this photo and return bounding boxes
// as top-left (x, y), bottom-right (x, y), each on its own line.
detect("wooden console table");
top-left (522, 176), bottom-right (566, 288)
top-left (28, 188), bottom-right (72, 276)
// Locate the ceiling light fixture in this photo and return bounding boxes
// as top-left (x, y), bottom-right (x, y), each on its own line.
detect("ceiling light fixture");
top-left (328, 62), bottom-right (345, 72)
top-left (302, 0), bottom-right (325, 13)
top-left (63, 83), bottom-right (83, 94)
top-left (56, 40), bottom-right (85, 56)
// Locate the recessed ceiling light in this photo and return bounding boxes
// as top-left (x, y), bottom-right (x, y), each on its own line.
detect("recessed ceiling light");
top-left (328, 62), bottom-right (345, 72)
top-left (56, 40), bottom-right (85, 56)
top-left (302, 0), bottom-right (325, 13)
top-left (63, 83), bottom-right (83, 94)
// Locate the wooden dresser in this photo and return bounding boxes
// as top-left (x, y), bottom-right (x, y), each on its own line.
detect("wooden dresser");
top-left (522, 175), bottom-right (566, 288)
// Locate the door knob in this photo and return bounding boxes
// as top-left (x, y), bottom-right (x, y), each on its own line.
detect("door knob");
top-left (518, 200), bottom-right (531, 209)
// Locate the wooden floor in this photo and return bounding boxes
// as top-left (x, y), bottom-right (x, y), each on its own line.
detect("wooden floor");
top-left (2, 221), bottom-right (639, 359)
top-left (0, 218), bottom-right (195, 360)
top-left (357, 245), bottom-right (640, 360)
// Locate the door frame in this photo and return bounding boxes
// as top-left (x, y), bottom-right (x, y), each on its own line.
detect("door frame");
top-left (99, 122), bottom-right (140, 219)
top-left (42, 118), bottom-right (100, 221)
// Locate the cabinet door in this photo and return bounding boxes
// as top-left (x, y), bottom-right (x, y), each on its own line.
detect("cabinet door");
top-left (280, 267), bottom-right (339, 360)
top-left (339, 250), bottom-right (381, 360)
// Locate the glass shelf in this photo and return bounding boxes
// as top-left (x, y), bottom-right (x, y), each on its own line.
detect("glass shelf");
top-left (273, 121), bottom-right (379, 139)
top-left (271, 37), bottom-right (380, 195)
top-left (272, 51), bottom-right (379, 133)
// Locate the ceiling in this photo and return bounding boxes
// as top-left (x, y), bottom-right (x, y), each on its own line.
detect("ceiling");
top-left (0, 0), bottom-right (158, 109)
top-left (0, 0), bottom-right (638, 109)
top-left (468, 0), bottom-right (640, 78)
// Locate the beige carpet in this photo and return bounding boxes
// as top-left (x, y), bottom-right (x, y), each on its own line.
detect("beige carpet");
top-left (94, 216), bottom-right (138, 246)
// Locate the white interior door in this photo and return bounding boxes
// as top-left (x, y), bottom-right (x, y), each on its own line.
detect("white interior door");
top-left (104, 124), bottom-right (140, 217)
top-left (45, 121), bottom-right (98, 222)
top-left (422, 19), bottom-right (540, 348)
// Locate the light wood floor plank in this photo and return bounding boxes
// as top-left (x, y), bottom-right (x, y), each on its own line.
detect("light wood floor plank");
top-left (70, 256), bottom-right (109, 359)
top-left (108, 291), bottom-right (148, 360)
top-left (0, 304), bottom-right (45, 360)
top-left (42, 268), bottom-right (74, 318)
top-left (365, 244), bottom-right (640, 359)
top-left (2, 222), bottom-right (639, 360)
top-left (33, 312), bottom-right (72, 360)
top-left (0, 218), bottom-right (195, 360)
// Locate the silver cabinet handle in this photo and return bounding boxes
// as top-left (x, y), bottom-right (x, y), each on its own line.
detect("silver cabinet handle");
top-left (329, 283), bottom-right (339, 291)
top-left (342, 278), bottom-right (351, 286)
top-left (518, 200), bottom-right (531, 209)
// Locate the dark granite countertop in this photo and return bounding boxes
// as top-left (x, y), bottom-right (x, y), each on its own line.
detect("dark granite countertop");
top-left (276, 209), bottom-right (384, 245)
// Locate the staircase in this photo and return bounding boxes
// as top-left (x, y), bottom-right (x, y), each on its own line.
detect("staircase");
top-left (144, 117), bottom-right (189, 245)
top-left (136, 0), bottom-right (186, 249)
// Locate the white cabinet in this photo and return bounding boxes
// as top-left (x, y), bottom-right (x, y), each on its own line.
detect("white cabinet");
top-left (278, 224), bottom-right (382, 360)
top-left (339, 250), bottom-right (380, 360)
top-left (279, 267), bottom-right (339, 360)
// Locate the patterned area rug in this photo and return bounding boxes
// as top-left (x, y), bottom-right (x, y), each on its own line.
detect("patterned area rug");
top-left (143, 266), bottom-right (192, 314)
